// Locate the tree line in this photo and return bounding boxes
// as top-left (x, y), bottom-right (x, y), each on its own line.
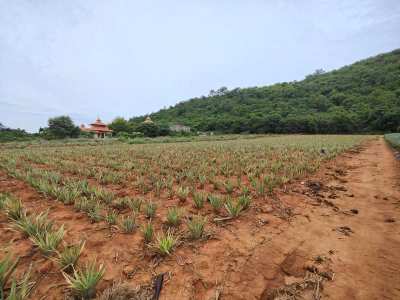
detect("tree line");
top-left (2, 49), bottom-right (399, 141)
top-left (129, 49), bottom-right (400, 134)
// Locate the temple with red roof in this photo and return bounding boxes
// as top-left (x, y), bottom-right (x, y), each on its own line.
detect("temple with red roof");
top-left (80, 118), bottom-right (113, 138)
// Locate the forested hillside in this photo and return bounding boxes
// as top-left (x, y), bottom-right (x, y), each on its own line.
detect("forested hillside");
top-left (130, 49), bottom-right (400, 133)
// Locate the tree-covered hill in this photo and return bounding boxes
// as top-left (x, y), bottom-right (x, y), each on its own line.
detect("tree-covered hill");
top-left (130, 49), bottom-right (400, 134)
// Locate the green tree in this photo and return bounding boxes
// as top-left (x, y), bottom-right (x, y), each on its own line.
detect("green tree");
top-left (108, 117), bottom-right (131, 134)
top-left (42, 116), bottom-right (80, 139)
top-left (134, 123), bottom-right (159, 137)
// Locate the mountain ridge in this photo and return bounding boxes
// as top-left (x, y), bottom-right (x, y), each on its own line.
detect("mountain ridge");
top-left (129, 49), bottom-right (400, 133)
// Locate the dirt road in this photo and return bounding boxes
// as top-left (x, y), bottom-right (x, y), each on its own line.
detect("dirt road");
top-left (254, 137), bottom-right (400, 299)
top-left (319, 138), bottom-right (400, 299)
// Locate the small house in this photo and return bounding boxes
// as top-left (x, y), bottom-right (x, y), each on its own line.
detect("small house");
top-left (169, 124), bottom-right (191, 133)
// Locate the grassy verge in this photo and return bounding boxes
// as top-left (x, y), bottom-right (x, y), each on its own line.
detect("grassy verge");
top-left (384, 133), bottom-right (400, 150)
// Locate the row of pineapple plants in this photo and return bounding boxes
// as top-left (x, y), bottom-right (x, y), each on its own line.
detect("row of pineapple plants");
top-left (8, 135), bottom-right (368, 201)
top-left (0, 156), bottom-right (254, 223)
top-left (0, 160), bottom-right (252, 257)
top-left (0, 193), bottom-right (104, 299)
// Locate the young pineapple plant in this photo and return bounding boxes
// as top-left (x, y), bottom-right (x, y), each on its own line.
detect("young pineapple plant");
top-left (187, 215), bottom-right (207, 240)
top-left (120, 214), bottom-right (136, 233)
top-left (211, 179), bottom-right (221, 191)
top-left (208, 194), bottom-right (223, 212)
top-left (56, 241), bottom-right (85, 272)
top-left (0, 254), bottom-right (19, 291)
top-left (224, 198), bottom-right (243, 218)
top-left (154, 230), bottom-right (179, 256)
top-left (224, 180), bottom-right (235, 195)
top-left (141, 222), bottom-right (154, 243)
top-left (4, 196), bottom-right (25, 221)
top-left (79, 197), bottom-right (94, 213)
top-left (198, 174), bottom-right (207, 188)
top-left (30, 225), bottom-right (65, 256)
top-left (238, 195), bottom-right (251, 210)
top-left (6, 265), bottom-right (34, 300)
top-left (255, 180), bottom-right (266, 198)
top-left (192, 192), bottom-right (205, 209)
top-left (154, 180), bottom-right (164, 197)
top-left (128, 197), bottom-right (143, 213)
top-left (176, 186), bottom-right (189, 203)
top-left (0, 193), bottom-right (8, 209)
top-left (241, 185), bottom-right (250, 196)
top-left (14, 210), bottom-right (53, 238)
top-left (87, 205), bottom-right (103, 223)
top-left (144, 201), bottom-right (157, 219)
top-left (112, 197), bottom-right (130, 210)
top-left (105, 210), bottom-right (118, 226)
top-left (63, 260), bottom-right (105, 299)
top-left (166, 207), bottom-right (184, 227)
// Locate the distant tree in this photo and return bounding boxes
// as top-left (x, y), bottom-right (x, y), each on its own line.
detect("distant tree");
top-left (42, 116), bottom-right (80, 139)
top-left (134, 122), bottom-right (160, 137)
top-left (0, 127), bottom-right (32, 142)
top-left (315, 68), bottom-right (325, 75)
top-left (209, 86), bottom-right (229, 97)
top-left (108, 117), bottom-right (131, 134)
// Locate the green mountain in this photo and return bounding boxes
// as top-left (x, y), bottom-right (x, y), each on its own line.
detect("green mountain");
top-left (130, 49), bottom-right (400, 133)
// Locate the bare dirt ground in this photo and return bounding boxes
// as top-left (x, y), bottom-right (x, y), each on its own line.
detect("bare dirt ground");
top-left (0, 137), bottom-right (399, 299)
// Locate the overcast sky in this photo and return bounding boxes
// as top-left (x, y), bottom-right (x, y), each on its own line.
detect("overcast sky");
top-left (1, 0), bottom-right (399, 132)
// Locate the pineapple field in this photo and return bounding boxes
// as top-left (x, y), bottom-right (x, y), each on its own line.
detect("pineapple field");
top-left (2, 134), bottom-right (400, 299)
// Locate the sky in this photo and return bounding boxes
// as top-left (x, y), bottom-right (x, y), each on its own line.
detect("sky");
top-left (1, 1), bottom-right (400, 132)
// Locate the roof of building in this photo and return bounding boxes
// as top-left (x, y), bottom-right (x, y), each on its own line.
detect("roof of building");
top-left (143, 116), bottom-right (154, 124)
top-left (80, 118), bottom-right (113, 133)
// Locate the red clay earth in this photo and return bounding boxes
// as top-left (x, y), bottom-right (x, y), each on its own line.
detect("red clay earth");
top-left (0, 137), bottom-right (399, 299)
